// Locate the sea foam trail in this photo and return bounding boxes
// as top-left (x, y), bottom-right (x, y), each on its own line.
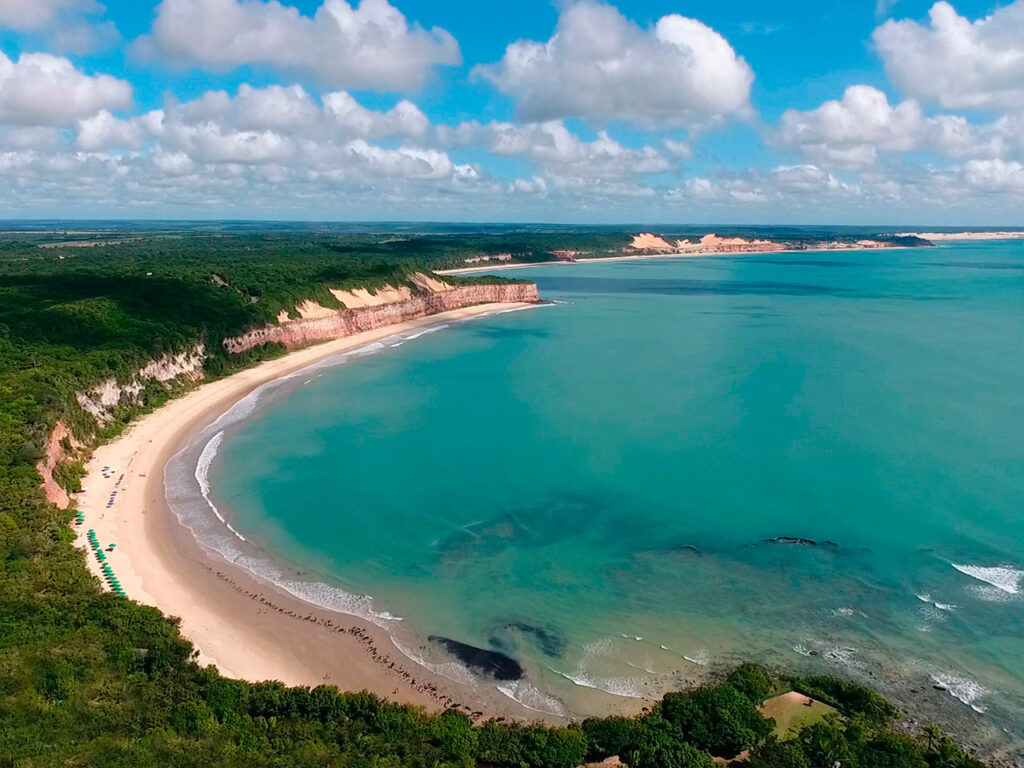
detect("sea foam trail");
top-left (496, 680), bottom-right (566, 716)
top-left (556, 670), bottom-right (646, 699)
top-left (194, 431), bottom-right (244, 541)
top-left (952, 564), bottom-right (1023, 595)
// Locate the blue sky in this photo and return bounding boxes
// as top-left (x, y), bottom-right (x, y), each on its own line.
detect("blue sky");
top-left (0, 0), bottom-right (1022, 223)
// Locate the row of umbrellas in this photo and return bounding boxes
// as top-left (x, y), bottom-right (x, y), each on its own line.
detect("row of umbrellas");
top-left (86, 528), bottom-right (126, 597)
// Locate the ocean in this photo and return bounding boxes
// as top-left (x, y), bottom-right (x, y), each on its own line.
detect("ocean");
top-left (179, 242), bottom-right (1024, 748)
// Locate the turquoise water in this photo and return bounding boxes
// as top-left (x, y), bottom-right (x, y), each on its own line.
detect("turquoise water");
top-left (208, 243), bottom-right (1024, 741)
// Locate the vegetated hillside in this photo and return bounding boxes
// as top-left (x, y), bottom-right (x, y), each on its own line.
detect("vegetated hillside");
top-left (0, 233), bottom-right (986, 767)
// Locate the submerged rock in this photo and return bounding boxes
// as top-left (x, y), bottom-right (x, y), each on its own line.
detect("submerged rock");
top-left (429, 636), bottom-right (524, 681)
top-left (490, 621), bottom-right (566, 659)
top-left (766, 536), bottom-right (839, 548)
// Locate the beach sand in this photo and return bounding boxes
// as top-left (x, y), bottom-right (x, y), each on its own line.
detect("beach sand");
top-left (436, 243), bottom-right (910, 276)
top-left (74, 302), bottom-right (559, 721)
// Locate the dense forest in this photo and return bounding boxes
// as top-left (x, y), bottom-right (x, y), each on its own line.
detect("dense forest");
top-left (0, 232), bottom-right (986, 766)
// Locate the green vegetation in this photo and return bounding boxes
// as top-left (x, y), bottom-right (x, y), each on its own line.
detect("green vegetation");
top-left (0, 232), bottom-right (984, 766)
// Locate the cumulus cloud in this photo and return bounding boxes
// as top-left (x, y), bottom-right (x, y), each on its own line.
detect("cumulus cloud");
top-left (0, 0), bottom-right (97, 30)
top-left (963, 159), bottom-right (1024, 194)
top-left (0, 0), bottom-right (118, 53)
top-left (0, 51), bottom-right (132, 125)
top-left (65, 84), bottom-right (478, 185)
top-left (440, 119), bottom-right (672, 185)
top-left (142, 0), bottom-right (461, 91)
top-left (475, 1), bottom-right (753, 127)
top-left (874, 1), bottom-right (1024, 109)
top-left (76, 110), bottom-right (147, 151)
top-left (667, 165), bottom-right (880, 213)
top-left (776, 85), bottom-right (988, 166)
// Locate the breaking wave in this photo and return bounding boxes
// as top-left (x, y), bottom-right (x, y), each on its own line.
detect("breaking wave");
top-left (952, 563), bottom-right (1022, 595)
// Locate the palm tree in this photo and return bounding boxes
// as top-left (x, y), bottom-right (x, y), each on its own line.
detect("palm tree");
top-left (924, 724), bottom-right (942, 753)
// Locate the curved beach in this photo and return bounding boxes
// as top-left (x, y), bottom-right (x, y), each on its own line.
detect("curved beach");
top-left (73, 302), bottom-right (573, 721)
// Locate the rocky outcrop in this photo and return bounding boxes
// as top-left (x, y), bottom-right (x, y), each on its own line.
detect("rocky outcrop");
top-left (76, 345), bottom-right (206, 425)
top-left (224, 282), bottom-right (539, 354)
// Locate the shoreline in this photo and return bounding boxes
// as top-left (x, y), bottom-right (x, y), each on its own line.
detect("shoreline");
top-left (74, 301), bottom-right (591, 722)
top-left (436, 243), bottom-right (913, 275)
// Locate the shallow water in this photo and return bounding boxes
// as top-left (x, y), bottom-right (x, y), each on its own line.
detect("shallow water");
top-left (206, 243), bottom-right (1024, 742)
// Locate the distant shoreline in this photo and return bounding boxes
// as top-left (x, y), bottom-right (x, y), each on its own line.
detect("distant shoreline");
top-left (895, 231), bottom-right (1024, 241)
top-left (438, 242), bottom-right (913, 275)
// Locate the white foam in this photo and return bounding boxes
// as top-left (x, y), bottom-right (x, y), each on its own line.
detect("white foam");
top-left (194, 431), bottom-right (244, 540)
top-left (229, 551), bottom-right (402, 628)
top-left (823, 647), bottom-right (857, 665)
top-left (556, 670), bottom-right (646, 699)
top-left (683, 649), bottom-right (710, 666)
top-left (496, 680), bottom-right (566, 716)
top-left (390, 637), bottom-right (476, 686)
top-left (404, 325), bottom-right (448, 341)
top-left (831, 607), bottom-right (855, 617)
top-left (952, 563), bottom-right (1022, 595)
top-left (917, 593), bottom-right (956, 611)
top-left (931, 672), bottom-right (988, 713)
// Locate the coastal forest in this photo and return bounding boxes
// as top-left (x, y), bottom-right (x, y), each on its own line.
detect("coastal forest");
top-left (0, 230), bottom-right (988, 767)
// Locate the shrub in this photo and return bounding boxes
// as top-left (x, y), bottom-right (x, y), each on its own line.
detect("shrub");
top-left (659, 683), bottom-right (773, 757)
top-left (623, 720), bottom-right (715, 768)
top-left (582, 716), bottom-right (640, 761)
top-left (749, 737), bottom-right (810, 768)
top-left (727, 663), bottom-right (773, 703)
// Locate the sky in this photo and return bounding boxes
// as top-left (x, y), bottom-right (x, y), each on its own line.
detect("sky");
top-left (1, 0), bottom-right (1023, 223)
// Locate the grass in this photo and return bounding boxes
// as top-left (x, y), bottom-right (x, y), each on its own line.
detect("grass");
top-left (759, 691), bottom-right (837, 739)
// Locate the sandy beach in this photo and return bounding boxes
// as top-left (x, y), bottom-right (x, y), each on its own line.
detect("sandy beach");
top-left (73, 301), bottom-right (566, 721)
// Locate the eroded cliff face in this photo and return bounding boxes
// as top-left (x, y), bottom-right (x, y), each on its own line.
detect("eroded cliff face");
top-left (37, 421), bottom-right (74, 509)
top-left (224, 282), bottom-right (539, 354)
top-left (76, 346), bottom-right (207, 425)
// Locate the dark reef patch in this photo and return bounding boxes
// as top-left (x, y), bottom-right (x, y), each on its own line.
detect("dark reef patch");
top-left (434, 492), bottom-right (604, 569)
top-left (428, 636), bottom-right (524, 681)
top-left (490, 620), bottom-right (566, 658)
top-left (765, 536), bottom-right (839, 548)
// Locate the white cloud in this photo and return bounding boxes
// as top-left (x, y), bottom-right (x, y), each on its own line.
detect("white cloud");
top-left (475, 1), bottom-right (753, 127)
top-left (776, 85), bottom-right (993, 167)
top-left (874, 1), bottom-right (1024, 109)
top-left (0, 51), bottom-right (132, 125)
top-left (0, 0), bottom-right (100, 30)
top-left (0, 125), bottom-right (61, 150)
top-left (441, 120), bottom-right (671, 182)
top-left (143, 0), bottom-right (461, 91)
top-left (0, 0), bottom-right (118, 53)
top-left (76, 110), bottom-right (146, 150)
top-left (322, 91), bottom-right (429, 139)
top-left (771, 164), bottom-right (861, 196)
top-left (509, 176), bottom-right (547, 195)
top-left (875, 0), bottom-right (898, 21)
top-left (663, 139), bottom-right (693, 160)
top-left (963, 159), bottom-right (1024, 193)
top-left (667, 164), bottom-right (863, 206)
top-left (68, 84), bottom-right (480, 187)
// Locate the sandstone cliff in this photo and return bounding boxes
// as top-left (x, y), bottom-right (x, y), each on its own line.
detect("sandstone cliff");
top-left (223, 280), bottom-right (539, 354)
top-left (76, 346), bottom-right (207, 425)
